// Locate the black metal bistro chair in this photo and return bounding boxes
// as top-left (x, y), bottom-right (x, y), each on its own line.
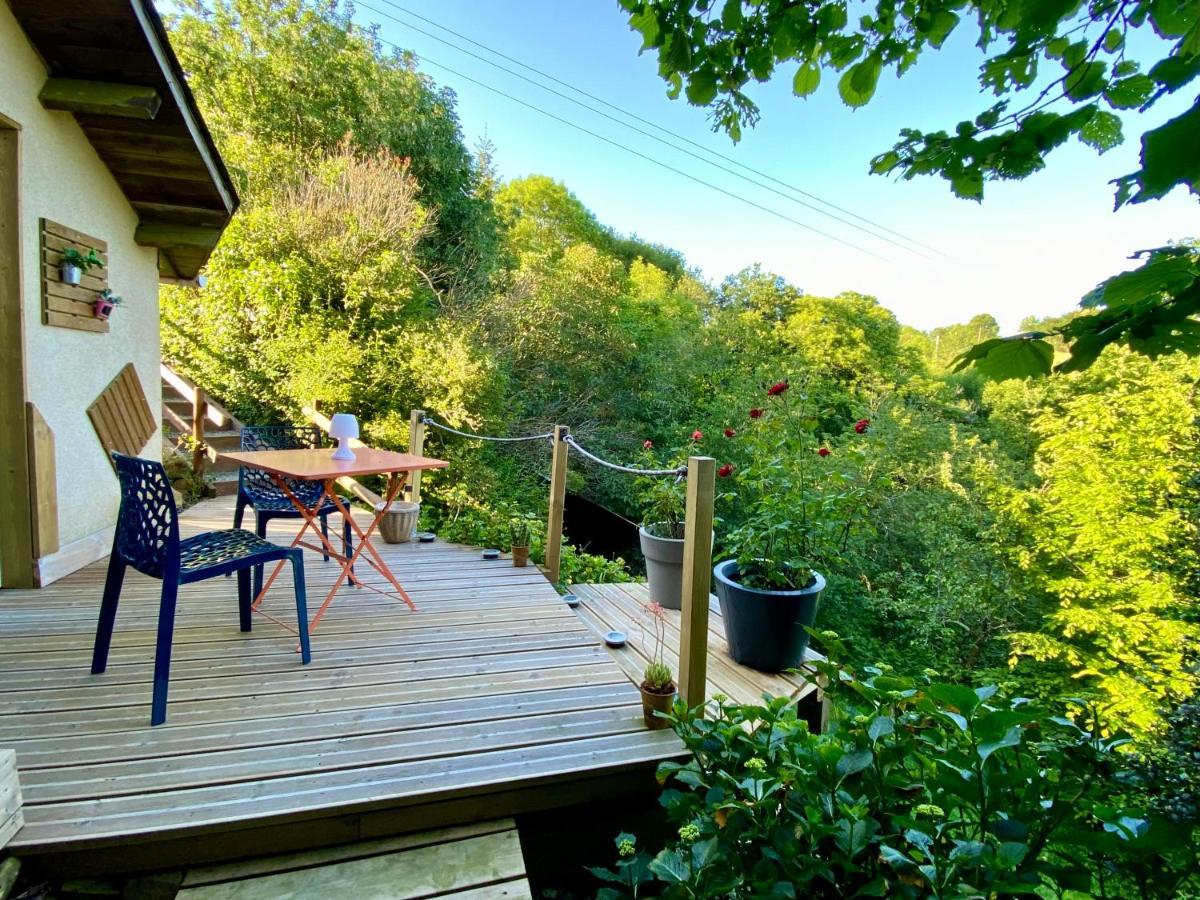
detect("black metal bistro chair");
top-left (92, 453), bottom-right (312, 726)
top-left (233, 425), bottom-right (353, 598)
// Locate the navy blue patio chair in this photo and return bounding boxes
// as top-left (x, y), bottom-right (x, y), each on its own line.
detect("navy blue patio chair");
top-left (92, 453), bottom-right (311, 726)
top-left (233, 425), bottom-right (353, 598)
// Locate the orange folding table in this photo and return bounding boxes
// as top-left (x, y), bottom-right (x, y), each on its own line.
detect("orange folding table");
top-left (221, 447), bottom-right (448, 632)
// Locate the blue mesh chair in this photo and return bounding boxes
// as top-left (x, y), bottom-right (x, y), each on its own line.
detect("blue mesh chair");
top-left (233, 425), bottom-right (353, 598)
top-left (93, 453), bottom-right (312, 726)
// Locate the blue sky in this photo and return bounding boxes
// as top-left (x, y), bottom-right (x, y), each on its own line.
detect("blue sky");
top-left (350, 0), bottom-right (1196, 332)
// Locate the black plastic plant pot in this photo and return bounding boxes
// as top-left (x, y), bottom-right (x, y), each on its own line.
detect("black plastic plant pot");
top-left (713, 559), bottom-right (825, 672)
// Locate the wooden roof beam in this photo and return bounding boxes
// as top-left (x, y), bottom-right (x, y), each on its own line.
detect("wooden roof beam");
top-left (39, 78), bottom-right (161, 120)
top-left (134, 221), bottom-right (222, 251)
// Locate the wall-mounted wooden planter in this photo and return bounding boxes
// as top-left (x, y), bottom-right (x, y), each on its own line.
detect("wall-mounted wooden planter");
top-left (40, 217), bottom-right (109, 333)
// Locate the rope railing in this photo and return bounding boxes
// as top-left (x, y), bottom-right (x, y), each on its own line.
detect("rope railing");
top-left (419, 413), bottom-right (555, 444)
top-left (563, 435), bottom-right (687, 478)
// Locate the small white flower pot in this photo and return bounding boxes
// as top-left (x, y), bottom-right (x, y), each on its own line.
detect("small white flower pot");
top-left (60, 263), bottom-right (82, 285)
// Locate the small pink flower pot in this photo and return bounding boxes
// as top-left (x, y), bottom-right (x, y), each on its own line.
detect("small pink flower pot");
top-left (93, 298), bottom-right (114, 320)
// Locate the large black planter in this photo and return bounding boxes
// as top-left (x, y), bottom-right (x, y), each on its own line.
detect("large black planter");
top-left (713, 559), bottom-right (825, 672)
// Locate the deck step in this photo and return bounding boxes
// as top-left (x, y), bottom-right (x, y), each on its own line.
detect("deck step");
top-left (178, 819), bottom-right (532, 899)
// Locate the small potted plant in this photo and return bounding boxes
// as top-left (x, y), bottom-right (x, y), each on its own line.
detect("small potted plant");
top-left (59, 247), bottom-right (103, 285)
top-left (639, 600), bottom-right (676, 729)
top-left (509, 517), bottom-right (532, 568)
top-left (93, 288), bottom-right (122, 320)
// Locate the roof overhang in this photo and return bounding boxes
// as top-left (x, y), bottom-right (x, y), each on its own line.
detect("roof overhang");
top-left (9, 0), bottom-right (238, 280)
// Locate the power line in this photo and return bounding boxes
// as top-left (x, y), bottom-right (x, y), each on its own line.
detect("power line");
top-left (364, 32), bottom-right (889, 259)
top-left (358, 0), bottom-right (915, 257)
top-left (361, 0), bottom-right (942, 257)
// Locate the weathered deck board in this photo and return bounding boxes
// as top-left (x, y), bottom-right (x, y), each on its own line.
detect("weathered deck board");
top-left (179, 819), bottom-right (532, 899)
top-left (0, 498), bottom-right (684, 870)
top-left (569, 582), bottom-right (824, 707)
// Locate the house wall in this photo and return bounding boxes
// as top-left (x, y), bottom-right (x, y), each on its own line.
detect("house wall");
top-left (0, 4), bottom-right (162, 572)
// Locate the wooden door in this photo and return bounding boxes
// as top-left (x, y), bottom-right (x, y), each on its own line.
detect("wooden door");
top-left (0, 116), bottom-right (36, 588)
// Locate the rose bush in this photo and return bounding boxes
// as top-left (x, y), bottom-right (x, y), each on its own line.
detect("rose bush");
top-left (718, 377), bottom-right (883, 590)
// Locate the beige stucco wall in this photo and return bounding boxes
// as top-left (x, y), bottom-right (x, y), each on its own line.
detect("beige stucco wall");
top-left (1, 4), bottom-right (162, 550)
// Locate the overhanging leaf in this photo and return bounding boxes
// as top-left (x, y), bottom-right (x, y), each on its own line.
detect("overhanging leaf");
top-left (1125, 97), bottom-right (1200, 204)
top-left (950, 336), bottom-right (1054, 380)
top-left (793, 61), bottom-right (821, 97)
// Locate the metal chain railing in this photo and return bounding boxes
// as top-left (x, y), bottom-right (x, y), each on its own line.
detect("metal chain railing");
top-left (419, 413), bottom-right (555, 444)
top-left (563, 435), bottom-right (687, 478)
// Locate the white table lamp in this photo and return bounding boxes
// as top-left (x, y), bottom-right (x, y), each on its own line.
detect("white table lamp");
top-left (329, 413), bottom-right (359, 461)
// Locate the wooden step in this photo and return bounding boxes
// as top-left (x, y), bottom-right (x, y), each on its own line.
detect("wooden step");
top-left (178, 819), bottom-right (533, 899)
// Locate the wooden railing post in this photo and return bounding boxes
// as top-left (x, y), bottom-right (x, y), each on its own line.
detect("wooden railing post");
top-left (191, 388), bottom-right (207, 478)
top-left (407, 409), bottom-right (426, 503)
top-left (679, 455), bottom-right (716, 710)
top-left (545, 425), bottom-right (569, 585)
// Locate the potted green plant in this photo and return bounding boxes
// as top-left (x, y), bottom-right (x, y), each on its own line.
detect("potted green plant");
top-left (93, 288), bottom-right (122, 320)
top-left (635, 433), bottom-right (704, 610)
top-left (716, 379), bottom-right (878, 671)
top-left (59, 247), bottom-right (103, 286)
top-left (509, 517), bottom-right (533, 568)
top-left (639, 600), bottom-right (675, 728)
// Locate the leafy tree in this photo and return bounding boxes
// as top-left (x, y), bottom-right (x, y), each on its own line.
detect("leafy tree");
top-left (996, 350), bottom-right (1200, 736)
top-left (619, 0), bottom-right (1200, 377)
top-left (169, 0), bottom-right (498, 298)
top-left (926, 314), bottom-right (1001, 371)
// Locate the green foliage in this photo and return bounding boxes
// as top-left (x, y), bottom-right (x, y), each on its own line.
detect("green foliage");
top-left (60, 247), bottom-right (103, 272)
top-left (996, 350), bottom-right (1200, 736)
top-left (642, 599), bottom-right (674, 690)
top-left (719, 378), bottom-right (878, 590)
top-left (620, 0), bottom-right (1200, 375)
top-left (168, 0), bottom-right (498, 299)
top-left (634, 438), bottom-right (698, 538)
top-left (593, 653), bottom-right (1200, 897)
top-left (508, 516), bottom-right (534, 549)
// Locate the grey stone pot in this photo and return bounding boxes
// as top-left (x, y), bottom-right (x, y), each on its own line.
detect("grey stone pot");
top-left (639, 525), bottom-right (685, 610)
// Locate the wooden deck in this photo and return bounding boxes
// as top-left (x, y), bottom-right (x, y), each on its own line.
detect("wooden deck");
top-left (0, 498), bottom-right (683, 875)
top-left (570, 582), bottom-right (826, 713)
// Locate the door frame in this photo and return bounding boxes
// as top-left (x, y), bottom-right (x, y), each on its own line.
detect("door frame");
top-left (0, 112), bottom-right (36, 588)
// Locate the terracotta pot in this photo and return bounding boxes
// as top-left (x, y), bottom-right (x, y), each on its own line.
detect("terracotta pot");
top-left (512, 545), bottom-right (530, 568)
top-left (640, 682), bottom-right (676, 729)
top-left (93, 298), bottom-right (114, 320)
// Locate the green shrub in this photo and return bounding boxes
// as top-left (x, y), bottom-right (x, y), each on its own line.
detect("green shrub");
top-left (593, 642), bottom-right (1199, 898)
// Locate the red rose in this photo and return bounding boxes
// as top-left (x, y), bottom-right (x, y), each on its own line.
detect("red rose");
top-left (718, 463), bottom-right (734, 478)
top-left (723, 428), bottom-right (736, 438)
top-left (854, 418), bottom-right (870, 434)
top-left (691, 430), bottom-right (703, 441)
top-left (643, 439), bottom-right (653, 449)
top-left (817, 447), bottom-right (831, 457)
top-left (749, 408), bottom-right (764, 419)
top-left (767, 380), bottom-right (790, 396)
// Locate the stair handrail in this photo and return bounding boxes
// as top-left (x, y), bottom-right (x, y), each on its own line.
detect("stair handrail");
top-left (160, 363), bottom-right (234, 429)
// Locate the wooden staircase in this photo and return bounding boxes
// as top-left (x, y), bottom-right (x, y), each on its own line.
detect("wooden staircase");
top-left (160, 364), bottom-right (242, 496)
top-left (159, 365), bottom-right (383, 507)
